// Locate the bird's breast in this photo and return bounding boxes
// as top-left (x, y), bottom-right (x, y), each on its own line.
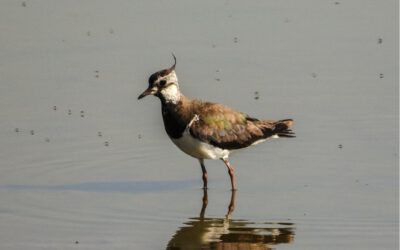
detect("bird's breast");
top-left (161, 101), bottom-right (229, 160)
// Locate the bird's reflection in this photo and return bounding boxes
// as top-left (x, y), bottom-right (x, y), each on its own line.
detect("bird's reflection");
top-left (167, 190), bottom-right (295, 250)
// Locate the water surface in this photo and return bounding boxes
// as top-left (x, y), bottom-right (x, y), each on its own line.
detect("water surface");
top-left (0, 1), bottom-right (398, 249)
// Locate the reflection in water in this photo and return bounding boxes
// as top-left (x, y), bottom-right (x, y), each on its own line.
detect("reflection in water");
top-left (167, 190), bottom-right (295, 250)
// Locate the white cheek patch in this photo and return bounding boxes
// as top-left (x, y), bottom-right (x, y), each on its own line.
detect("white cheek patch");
top-left (155, 70), bottom-right (181, 103)
top-left (161, 84), bottom-right (181, 104)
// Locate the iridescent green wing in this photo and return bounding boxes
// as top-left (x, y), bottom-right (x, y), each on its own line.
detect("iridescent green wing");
top-left (189, 102), bottom-right (266, 150)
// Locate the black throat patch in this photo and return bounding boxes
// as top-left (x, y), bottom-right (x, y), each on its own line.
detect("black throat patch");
top-left (161, 102), bottom-right (187, 139)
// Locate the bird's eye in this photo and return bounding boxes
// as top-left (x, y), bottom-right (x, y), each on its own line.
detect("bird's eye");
top-left (159, 80), bottom-right (167, 87)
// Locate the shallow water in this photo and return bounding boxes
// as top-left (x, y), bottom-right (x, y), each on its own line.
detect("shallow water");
top-left (0, 1), bottom-right (398, 249)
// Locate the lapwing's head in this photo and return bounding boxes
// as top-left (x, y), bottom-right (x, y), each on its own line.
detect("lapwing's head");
top-left (138, 54), bottom-right (181, 103)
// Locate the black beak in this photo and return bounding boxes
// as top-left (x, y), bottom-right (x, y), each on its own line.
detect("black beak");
top-left (138, 88), bottom-right (156, 100)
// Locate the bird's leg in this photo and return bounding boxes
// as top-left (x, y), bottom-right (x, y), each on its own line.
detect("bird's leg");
top-left (222, 158), bottom-right (237, 191)
top-left (199, 188), bottom-right (208, 219)
top-left (199, 159), bottom-right (208, 189)
top-left (226, 190), bottom-right (236, 219)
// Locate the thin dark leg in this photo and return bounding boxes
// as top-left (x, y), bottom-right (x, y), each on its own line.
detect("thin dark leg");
top-left (222, 158), bottom-right (237, 191)
top-left (226, 190), bottom-right (236, 219)
top-left (199, 188), bottom-right (208, 219)
top-left (199, 159), bottom-right (208, 189)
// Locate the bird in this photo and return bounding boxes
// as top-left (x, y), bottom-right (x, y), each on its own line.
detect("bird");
top-left (138, 55), bottom-right (294, 190)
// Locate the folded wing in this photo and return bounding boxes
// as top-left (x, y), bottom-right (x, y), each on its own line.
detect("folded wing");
top-left (189, 102), bottom-right (294, 150)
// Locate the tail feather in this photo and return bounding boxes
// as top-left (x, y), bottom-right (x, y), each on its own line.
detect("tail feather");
top-left (274, 119), bottom-right (295, 138)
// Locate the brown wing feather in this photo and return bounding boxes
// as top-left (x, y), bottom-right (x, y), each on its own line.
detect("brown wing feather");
top-left (188, 100), bottom-right (294, 150)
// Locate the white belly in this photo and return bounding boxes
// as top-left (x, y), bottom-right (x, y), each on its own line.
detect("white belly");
top-left (170, 133), bottom-right (229, 160)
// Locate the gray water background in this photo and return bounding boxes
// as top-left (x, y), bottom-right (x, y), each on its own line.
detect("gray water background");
top-left (0, 1), bottom-right (398, 249)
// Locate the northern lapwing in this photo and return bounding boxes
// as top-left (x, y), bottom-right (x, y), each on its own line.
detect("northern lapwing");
top-left (138, 55), bottom-right (295, 190)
